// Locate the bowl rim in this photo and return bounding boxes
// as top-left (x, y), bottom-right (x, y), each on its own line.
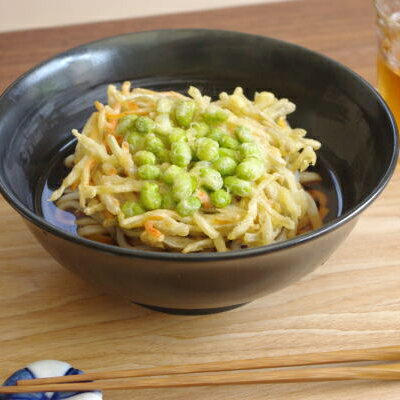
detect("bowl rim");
top-left (0, 28), bottom-right (398, 262)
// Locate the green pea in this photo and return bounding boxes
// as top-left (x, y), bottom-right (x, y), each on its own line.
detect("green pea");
top-left (176, 196), bottom-right (201, 217)
top-left (239, 142), bottom-right (262, 159)
top-left (157, 98), bottom-right (173, 114)
top-left (137, 164), bottom-right (161, 180)
top-left (185, 127), bottom-right (198, 141)
top-left (189, 160), bottom-right (211, 177)
top-left (121, 200), bottom-right (145, 217)
top-left (135, 116), bottom-right (155, 133)
top-left (220, 135), bottom-right (239, 150)
top-left (213, 156), bottom-right (237, 176)
top-left (219, 147), bottom-right (240, 162)
top-left (224, 176), bottom-right (252, 197)
top-left (203, 105), bottom-right (229, 125)
top-left (163, 165), bottom-right (183, 184)
top-left (196, 137), bottom-right (219, 162)
top-left (190, 174), bottom-right (199, 191)
top-left (170, 141), bottom-right (192, 167)
top-left (175, 100), bottom-right (196, 128)
top-left (126, 131), bottom-right (144, 151)
top-left (162, 192), bottom-right (176, 209)
top-left (200, 167), bottom-right (223, 191)
top-left (169, 127), bottom-right (187, 144)
top-left (172, 173), bottom-right (194, 201)
top-left (191, 122), bottom-right (210, 137)
top-left (140, 182), bottom-right (162, 210)
top-left (145, 134), bottom-right (164, 153)
top-left (235, 125), bottom-right (253, 143)
top-left (154, 114), bottom-right (173, 135)
top-left (133, 150), bottom-right (156, 166)
top-left (236, 158), bottom-right (265, 181)
top-left (210, 189), bottom-right (232, 208)
top-left (208, 127), bottom-right (225, 142)
top-left (116, 115), bottom-right (138, 136)
top-left (155, 148), bottom-right (170, 163)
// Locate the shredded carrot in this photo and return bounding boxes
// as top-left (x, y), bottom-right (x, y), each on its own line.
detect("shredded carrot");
top-left (87, 234), bottom-right (114, 244)
top-left (147, 215), bottom-right (164, 221)
top-left (197, 190), bottom-right (212, 208)
top-left (106, 112), bottom-right (132, 120)
top-left (113, 102), bottom-right (122, 113)
top-left (70, 180), bottom-right (79, 191)
top-left (144, 221), bottom-right (163, 238)
top-left (126, 101), bottom-right (138, 111)
top-left (105, 102), bottom-right (144, 119)
top-left (105, 167), bottom-right (117, 176)
top-left (213, 219), bottom-right (232, 225)
top-left (106, 109), bottom-right (148, 120)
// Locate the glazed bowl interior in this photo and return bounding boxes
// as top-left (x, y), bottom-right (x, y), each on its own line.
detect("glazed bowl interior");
top-left (0, 29), bottom-right (397, 258)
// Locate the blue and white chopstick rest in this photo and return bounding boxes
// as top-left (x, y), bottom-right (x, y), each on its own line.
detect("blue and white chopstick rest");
top-left (1, 360), bottom-right (102, 400)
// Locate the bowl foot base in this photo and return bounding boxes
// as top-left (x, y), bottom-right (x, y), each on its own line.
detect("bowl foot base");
top-left (134, 302), bottom-right (248, 315)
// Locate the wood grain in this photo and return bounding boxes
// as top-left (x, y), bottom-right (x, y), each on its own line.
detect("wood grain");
top-left (1, 0), bottom-right (400, 399)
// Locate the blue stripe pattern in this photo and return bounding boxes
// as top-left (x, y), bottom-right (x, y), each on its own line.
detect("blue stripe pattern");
top-left (1, 365), bottom-right (100, 400)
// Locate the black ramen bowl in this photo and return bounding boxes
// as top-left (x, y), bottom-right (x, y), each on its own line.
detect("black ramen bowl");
top-left (0, 29), bottom-right (397, 314)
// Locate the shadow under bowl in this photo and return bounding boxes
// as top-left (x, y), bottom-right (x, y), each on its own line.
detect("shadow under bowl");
top-left (0, 29), bottom-right (397, 313)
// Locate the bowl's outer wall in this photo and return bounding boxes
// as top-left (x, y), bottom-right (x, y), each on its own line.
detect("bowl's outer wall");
top-left (28, 218), bottom-right (357, 309)
top-left (0, 30), bottom-right (397, 310)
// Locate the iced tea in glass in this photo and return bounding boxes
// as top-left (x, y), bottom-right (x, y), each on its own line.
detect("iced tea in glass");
top-left (376, 0), bottom-right (400, 126)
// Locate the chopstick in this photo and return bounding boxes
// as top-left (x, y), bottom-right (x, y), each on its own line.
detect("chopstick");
top-left (17, 345), bottom-right (400, 386)
top-left (2, 345), bottom-right (400, 394)
top-left (2, 363), bottom-right (400, 393)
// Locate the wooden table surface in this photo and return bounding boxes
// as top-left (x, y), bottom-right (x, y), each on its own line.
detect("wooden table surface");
top-left (1, 0), bottom-right (400, 398)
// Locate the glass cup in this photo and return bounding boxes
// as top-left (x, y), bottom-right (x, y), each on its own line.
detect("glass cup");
top-left (375, 0), bottom-right (400, 126)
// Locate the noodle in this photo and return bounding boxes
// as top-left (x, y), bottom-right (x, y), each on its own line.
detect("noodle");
top-left (51, 83), bottom-right (326, 253)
